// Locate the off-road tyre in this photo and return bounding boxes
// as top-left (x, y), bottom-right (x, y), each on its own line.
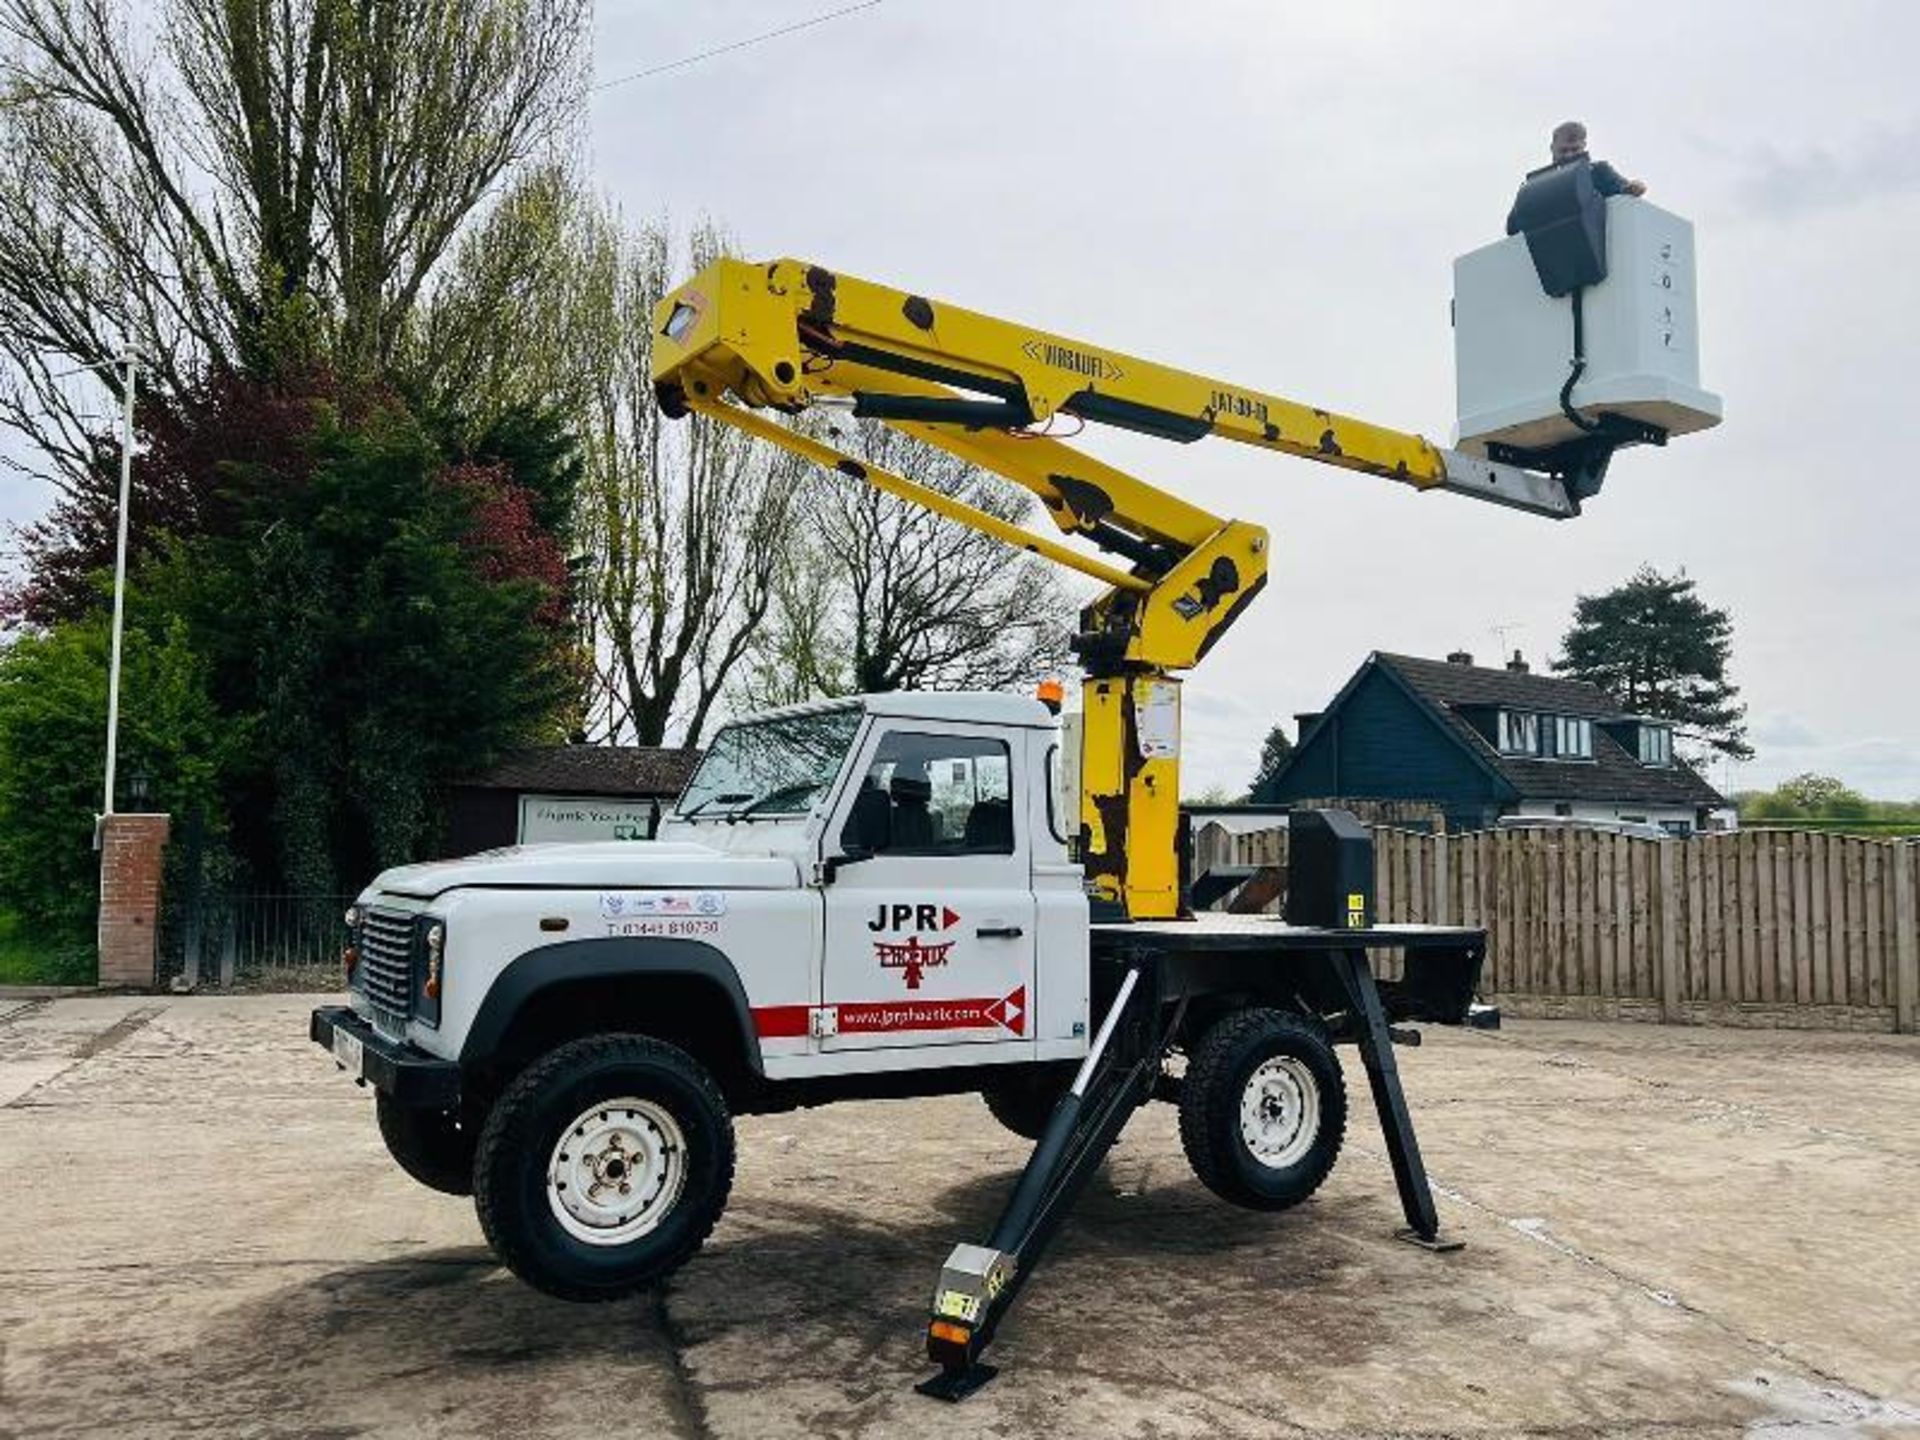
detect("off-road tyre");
top-left (473, 1034), bottom-right (734, 1301)
top-left (980, 1066), bottom-right (1073, 1142)
top-left (1178, 1008), bottom-right (1346, 1211)
top-left (377, 1093), bottom-right (477, 1196)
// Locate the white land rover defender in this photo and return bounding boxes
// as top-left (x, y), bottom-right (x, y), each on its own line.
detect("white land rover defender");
top-left (312, 691), bottom-right (1486, 1324)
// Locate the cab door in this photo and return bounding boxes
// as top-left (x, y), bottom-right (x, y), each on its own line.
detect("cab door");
top-left (818, 722), bottom-right (1036, 1051)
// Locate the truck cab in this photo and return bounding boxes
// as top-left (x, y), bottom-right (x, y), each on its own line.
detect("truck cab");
top-left (312, 693), bottom-right (1102, 1299)
top-left (327, 692), bottom-right (1088, 1087)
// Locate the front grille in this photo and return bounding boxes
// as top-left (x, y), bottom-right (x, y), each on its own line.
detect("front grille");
top-left (358, 908), bottom-right (416, 1021)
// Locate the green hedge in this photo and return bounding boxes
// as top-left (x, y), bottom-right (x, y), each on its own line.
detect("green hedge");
top-left (1745, 819), bottom-right (1920, 838)
top-left (0, 909), bottom-right (94, 987)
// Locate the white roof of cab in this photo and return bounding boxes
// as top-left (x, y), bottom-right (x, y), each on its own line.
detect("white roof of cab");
top-left (863, 690), bottom-right (1056, 728)
top-left (729, 691), bottom-right (1057, 731)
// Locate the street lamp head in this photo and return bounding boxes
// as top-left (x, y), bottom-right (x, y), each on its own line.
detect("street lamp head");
top-left (128, 769), bottom-right (150, 809)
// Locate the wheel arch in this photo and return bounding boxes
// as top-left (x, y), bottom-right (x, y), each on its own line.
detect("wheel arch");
top-left (461, 938), bottom-right (762, 1102)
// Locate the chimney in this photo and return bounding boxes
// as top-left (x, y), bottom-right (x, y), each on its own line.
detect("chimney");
top-left (1506, 649), bottom-right (1530, 674)
top-left (1445, 650), bottom-right (1474, 666)
top-left (1294, 711), bottom-right (1322, 733)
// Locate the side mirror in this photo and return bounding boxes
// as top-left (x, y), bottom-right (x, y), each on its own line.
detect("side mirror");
top-left (820, 782), bottom-right (892, 882)
top-left (842, 785), bottom-right (891, 851)
top-left (820, 845), bottom-right (874, 884)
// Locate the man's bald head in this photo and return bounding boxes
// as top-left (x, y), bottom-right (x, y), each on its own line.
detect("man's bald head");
top-left (1551, 121), bottom-right (1588, 164)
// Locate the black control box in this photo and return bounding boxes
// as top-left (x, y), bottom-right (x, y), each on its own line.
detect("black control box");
top-left (1505, 156), bottom-right (1608, 297)
top-left (1285, 808), bottom-right (1375, 930)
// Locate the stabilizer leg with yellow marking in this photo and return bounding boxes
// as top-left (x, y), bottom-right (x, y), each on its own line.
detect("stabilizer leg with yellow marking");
top-left (918, 962), bottom-right (1165, 1399)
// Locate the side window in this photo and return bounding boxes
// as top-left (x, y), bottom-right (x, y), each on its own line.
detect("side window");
top-left (840, 731), bottom-right (1015, 856)
top-left (1044, 743), bottom-right (1068, 844)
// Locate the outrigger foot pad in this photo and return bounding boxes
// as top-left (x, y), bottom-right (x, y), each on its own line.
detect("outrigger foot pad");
top-left (1396, 1227), bottom-right (1466, 1253)
top-left (915, 1364), bottom-right (999, 1402)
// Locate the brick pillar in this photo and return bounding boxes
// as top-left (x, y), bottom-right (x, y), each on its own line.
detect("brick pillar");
top-left (97, 812), bottom-right (171, 989)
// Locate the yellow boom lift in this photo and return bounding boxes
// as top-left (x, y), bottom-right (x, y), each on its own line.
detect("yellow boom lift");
top-left (650, 254), bottom-right (1625, 920)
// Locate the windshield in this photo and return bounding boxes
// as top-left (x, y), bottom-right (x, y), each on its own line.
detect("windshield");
top-left (676, 706), bottom-right (864, 819)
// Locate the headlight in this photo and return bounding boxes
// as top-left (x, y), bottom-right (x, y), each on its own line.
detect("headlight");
top-left (423, 921), bottom-right (445, 1005)
top-left (663, 298), bottom-right (700, 343)
top-left (341, 906), bottom-right (362, 984)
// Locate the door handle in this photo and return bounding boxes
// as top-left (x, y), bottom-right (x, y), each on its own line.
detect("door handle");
top-left (975, 926), bottom-right (1024, 939)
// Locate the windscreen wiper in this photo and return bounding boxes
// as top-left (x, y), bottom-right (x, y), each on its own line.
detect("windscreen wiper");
top-left (680, 791), bottom-right (750, 820)
top-left (727, 781), bottom-right (823, 823)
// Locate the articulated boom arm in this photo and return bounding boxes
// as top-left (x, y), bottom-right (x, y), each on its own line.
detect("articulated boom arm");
top-left (652, 257), bottom-right (1578, 918)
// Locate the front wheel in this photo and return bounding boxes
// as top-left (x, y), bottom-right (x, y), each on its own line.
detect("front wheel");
top-left (1178, 1008), bottom-right (1346, 1211)
top-left (473, 1034), bottom-right (734, 1301)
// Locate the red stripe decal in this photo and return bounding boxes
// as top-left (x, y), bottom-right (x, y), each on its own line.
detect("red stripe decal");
top-left (751, 1005), bottom-right (810, 1039)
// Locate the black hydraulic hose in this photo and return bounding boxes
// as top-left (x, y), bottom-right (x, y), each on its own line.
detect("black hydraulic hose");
top-left (988, 1092), bottom-right (1087, 1256)
top-left (973, 1054), bottom-right (1153, 1351)
top-left (987, 975), bottom-right (1135, 1258)
top-left (1559, 286), bottom-right (1601, 435)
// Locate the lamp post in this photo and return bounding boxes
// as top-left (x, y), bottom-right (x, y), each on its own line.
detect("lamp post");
top-left (97, 350), bottom-right (138, 844)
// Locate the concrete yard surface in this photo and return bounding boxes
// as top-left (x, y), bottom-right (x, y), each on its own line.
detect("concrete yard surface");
top-left (1, 994), bottom-right (1917, 1438)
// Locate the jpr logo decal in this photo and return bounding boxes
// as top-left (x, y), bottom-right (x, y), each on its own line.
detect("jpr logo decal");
top-left (868, 903), bottom-right (960, 934)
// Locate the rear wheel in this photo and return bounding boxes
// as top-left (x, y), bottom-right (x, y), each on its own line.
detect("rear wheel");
top-left (1178, 1008), bottom-right (1346, 1211)
top-left (473, 1034), bottom-right (734, 1301)
top-left (376, 1093), bottom-right (476, 1196)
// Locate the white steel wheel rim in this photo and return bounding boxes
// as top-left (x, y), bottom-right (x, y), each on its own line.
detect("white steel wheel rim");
top-left (546, 1096), bottom-right (688, 1247)
top-left (1239, 1055), bottom-right (1320, 1169)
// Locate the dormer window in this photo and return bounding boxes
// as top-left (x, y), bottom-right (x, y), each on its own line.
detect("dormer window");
top-left (1638, 724), bottom-right (1673, 766)
top-left (1553, 716), bottom-right (1593, 759)
top-left (1498, 711), bottom-right (1539, 754)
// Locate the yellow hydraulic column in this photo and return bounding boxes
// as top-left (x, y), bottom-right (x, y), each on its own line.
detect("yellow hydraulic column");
top-left (1077, 673), bottom-right (1183, 919)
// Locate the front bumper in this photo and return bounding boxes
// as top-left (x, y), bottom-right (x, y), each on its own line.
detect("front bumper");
top-left (310, 1006), bottom-right (461, 1109)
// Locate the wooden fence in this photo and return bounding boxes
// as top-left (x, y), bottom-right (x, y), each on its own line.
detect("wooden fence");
top-left (1197, 824), bottom-right (1920, 1033)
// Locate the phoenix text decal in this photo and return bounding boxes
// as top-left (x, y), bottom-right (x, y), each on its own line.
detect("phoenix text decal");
top-left (868, 901), bottom-right (961, 990)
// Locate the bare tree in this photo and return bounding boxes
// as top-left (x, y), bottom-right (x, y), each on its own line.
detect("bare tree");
top-left (405, 162), bottom-right (586, 431)
top-left (551, 210), bottom-right (804, 747)
top-left (0, 0), bottom-right (587, 488)
top-left (413, 178), bottom-right (808, 747)
top-left (317, 0), bottom-right (585, 374)
top-left (739, 519), bottom-right (844, 709)
top-left (421, 178), bottom-right (1075, 734)
top-left (744, 420), bottom-right (1080, 704)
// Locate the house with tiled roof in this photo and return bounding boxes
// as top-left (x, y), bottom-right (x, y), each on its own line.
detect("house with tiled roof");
top-left (1249, 650), bottom-right (1728, 835)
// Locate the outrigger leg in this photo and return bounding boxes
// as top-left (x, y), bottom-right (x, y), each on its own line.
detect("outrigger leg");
top-left (912, 937), bottom-right (1466, 1399)
top-left (1328, 946), bottom-right (1463, 1252)
top-left (915, 963), bottom-right (1166, 1401)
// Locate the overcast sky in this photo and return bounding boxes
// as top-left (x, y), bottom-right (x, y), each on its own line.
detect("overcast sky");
top-left (6, 0), bottom-right (1917, 800)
